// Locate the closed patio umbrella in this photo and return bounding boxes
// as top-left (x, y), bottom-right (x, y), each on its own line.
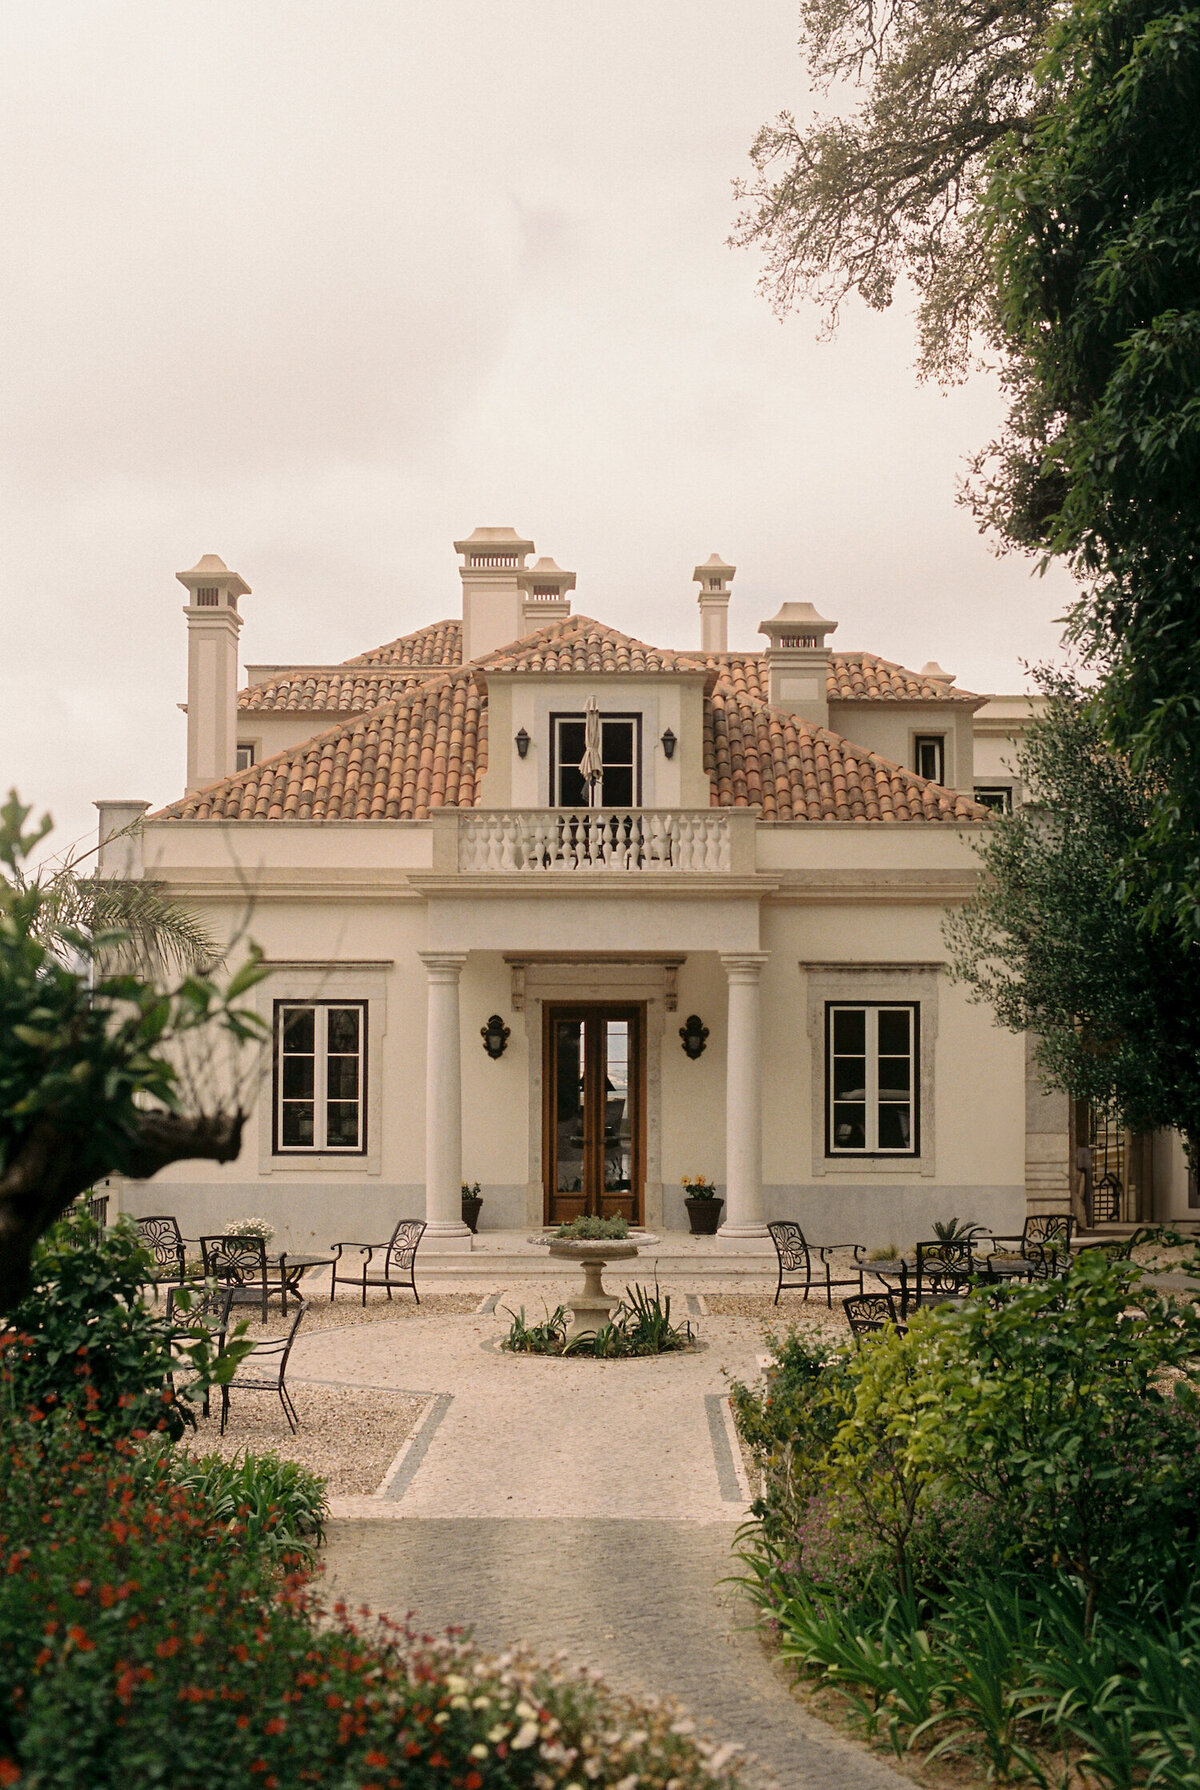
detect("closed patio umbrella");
top-left (580, 695), bottom-right (603, 807)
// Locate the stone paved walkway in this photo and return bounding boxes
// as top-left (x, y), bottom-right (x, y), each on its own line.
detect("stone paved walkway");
top-left (297, 1279), bottom-right (905, 1789)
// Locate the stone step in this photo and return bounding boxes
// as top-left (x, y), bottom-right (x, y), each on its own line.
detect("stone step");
top-left (418, 1234), bottom-right (777, 1281)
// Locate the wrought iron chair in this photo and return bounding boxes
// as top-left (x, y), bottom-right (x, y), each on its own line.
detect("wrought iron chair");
top-left (984, 1214), bottom-right (1074, 1280)
top-left (199, 1235), bottom-right (286, 1325)
top-left (219, 1304), bottom-right (306, 1435)
top-left (164, 1284), bottom-right (234, 1417)
top-left (136, 1215), bottom-right (189, 1290)
top-left (329, 1218), bottom-right (426, 1306)
top-left (767, 1220), bottom-right (866, 1308)
top-left (915, 1238), bottom-right (976, 1305)
top-left (843, 1290), bottom-right (906, 1337)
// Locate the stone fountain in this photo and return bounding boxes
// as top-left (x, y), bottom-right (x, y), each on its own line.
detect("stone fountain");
top-left (528, 1231), bottom-right (660, 1343)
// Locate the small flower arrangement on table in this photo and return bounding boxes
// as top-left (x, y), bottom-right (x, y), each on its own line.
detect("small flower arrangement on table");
top-left (223, 1216), bottom-right (275, 1244)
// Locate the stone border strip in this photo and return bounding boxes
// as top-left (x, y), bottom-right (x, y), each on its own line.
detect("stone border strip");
top-left (705, 1393), bottom-right (749, 1504)
top-left (380, 1391), bottom-right (454, 1503)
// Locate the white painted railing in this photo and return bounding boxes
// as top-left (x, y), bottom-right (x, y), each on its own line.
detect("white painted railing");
top-left (457, 809), bottom-right (732, 872)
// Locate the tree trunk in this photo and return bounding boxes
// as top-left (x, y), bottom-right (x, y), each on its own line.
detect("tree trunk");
top-left (0, 1109), bottom-right (245, 1312)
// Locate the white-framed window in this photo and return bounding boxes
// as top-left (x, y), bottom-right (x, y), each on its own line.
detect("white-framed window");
top-left (974, 784), bottom-right (1013, 813)
top-left (551, 713), bottom-right (641, 806)
top-left (236, 742), bottom-right (257, 773)
top-left (826, 1003), bottom-right (919, 1156)
top-left (914, 735), bottom-right (946, 784)
top-left (274, 1001), bottom-right (366, 1153)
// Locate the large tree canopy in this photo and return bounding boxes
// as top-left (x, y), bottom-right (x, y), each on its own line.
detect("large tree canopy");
top-left (0, 796), bottom-right (266, 1309)
top-left (972, 0), bottom-right (1200, 930)
top-left (946, 675), bottom-right (1200, 1159)
top-left (731, 0), bottom-right (1066, 376)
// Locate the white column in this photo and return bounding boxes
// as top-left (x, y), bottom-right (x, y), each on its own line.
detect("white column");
top-left (421, 952), bottom-right (472, 1247)
top-left (719, 952), bottom-right (770, 1242)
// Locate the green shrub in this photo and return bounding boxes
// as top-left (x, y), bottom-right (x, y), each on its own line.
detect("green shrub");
top-left (143, 1441), bottom-right (329, 1554)
top-left (0, 1416), bottom-right (741, 1788)
top-left (551, 1215), bottom-right (629, 1239)
top-left (1, 1209), bottom-right (239, 1441)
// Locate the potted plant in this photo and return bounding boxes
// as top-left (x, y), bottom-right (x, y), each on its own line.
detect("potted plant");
top-left (461, 1181), bottom-right (483, 1234)
top-left (681, 1176), bottom-right (723, 1236)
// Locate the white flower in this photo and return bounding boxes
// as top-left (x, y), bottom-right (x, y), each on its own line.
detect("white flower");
top-left (445, 1674), bottom-right (468, 1694)
top-left (615, 1775), bottom-right (640, 1790)
top-left (515, 1700), bottom-right (538, 1720)
top-left (469, 1744), bottom-right (488, 1759)
top-left (512, 1720), bottom-right (540, 1750)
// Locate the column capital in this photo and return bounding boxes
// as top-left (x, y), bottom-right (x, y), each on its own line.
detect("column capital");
top-left (420, 951), bottom-right (468, 980)
top-left (720, 951), bottom-right (769, 982)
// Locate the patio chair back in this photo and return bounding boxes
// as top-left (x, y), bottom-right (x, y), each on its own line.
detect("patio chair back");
top-left (843, 1291), bottom-right (904, 1336)
top-left (163, 1284), bottom-right (233, 1417)
top-left (200, 1235), bottom-right (278, 1323)
top-left (916, 1238), bottom-right (975, 1302)
top-left (136, 1215), bottom-right (187, 1284)
top-left (767, 1220), bottom-right (812, 1303)
top-left (1024, 1214), bottom-right (1073, 1250)
top-left (220, 1303), bottom-right (306, 1436)
top-left (386, 1219), bottom-right (426, 1276)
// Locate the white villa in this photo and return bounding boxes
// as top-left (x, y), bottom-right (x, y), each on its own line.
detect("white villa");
top-left (94, 528), bottom-right (1191, 1253)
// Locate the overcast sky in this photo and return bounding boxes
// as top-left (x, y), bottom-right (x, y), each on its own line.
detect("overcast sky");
top-left (0, 1), bottom-right (1074, 859)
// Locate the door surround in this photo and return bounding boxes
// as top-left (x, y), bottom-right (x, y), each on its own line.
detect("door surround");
top-left (513, 957), bottom-right (674, 1230)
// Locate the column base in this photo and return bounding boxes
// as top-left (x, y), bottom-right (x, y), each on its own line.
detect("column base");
top-left (716, 1223), bottom-right (772, 1250)
top-left (424, 1222), bottom-right (474, 1253)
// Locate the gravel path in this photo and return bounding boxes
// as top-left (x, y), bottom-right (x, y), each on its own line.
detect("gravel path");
top-left (186, 1383), bottom-right (426, 1494)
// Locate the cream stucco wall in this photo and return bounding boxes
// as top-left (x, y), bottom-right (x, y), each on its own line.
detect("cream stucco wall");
top-left (827, 702), bottom-right (976, 794)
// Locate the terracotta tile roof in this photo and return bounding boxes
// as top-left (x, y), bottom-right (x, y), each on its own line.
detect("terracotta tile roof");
top-left (161, 672), bottom-right (486, 821)
top-left (705, 651), bottom-right (980, 703)
top-left (479, 614), bottom-right (709, 677)
top-left (239, 667), bottom-right (434, 713)
top-left (706, 686), bottom-right (984, 822)
top-left (165, 616), bottom-right (984, 824)
top-left (344, 619), bottom-right (462, 669)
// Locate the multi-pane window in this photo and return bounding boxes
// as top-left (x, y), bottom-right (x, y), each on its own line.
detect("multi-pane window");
top-left (827, 1004), bottom-right (918, 1155)
top-left (973, 785), bottom-right (1013, 813)
top-left (914, 735), bottom-right (946, 784)
top-left (552, 714), bottom-right (640, 806)
top-left (275, 1002), bottom-right (366, 1153)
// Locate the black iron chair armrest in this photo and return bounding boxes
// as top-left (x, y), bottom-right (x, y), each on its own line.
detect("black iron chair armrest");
top-left (817, 1242), bottom-right (866, 1261)
top-left (332, 1241), bottom-right (386, 1256)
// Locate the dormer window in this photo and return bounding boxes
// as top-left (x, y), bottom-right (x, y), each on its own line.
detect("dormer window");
top-left (552, 713), bottom-right (641, 807)
top-left (914, 735), bottom-right (946, 784)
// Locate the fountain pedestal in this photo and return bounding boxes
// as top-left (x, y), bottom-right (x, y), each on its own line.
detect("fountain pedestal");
top-left (528, 1234), bottom-right (659, 1343)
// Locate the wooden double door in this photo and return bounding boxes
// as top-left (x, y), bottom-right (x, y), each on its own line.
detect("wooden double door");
top-left (543, 1004), bottom-right (644, 1225)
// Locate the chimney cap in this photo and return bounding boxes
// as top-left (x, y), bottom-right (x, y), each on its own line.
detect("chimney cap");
top-left (920, 660), bottom-right (956, 685)
top-left (176, 553), bottom-right (250, 598)
top-left (454, 526), bottom-right (536, 565)
top-left (759, 601), bottom-right (837, 648)
top-left (518, 555), bottom-right (576, 595)
top-left (693, 553), bottom-right (736, 586)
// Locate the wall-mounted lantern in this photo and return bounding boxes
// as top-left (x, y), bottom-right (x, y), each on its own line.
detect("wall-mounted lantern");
top-left (660, 727), bottom-right (677, 760)
top-left (481, 1014), bottom-right (511, 1059)
top-left (679, 1014), bottom-right (708, 1059)
top-left (515, 727), bottom-right (530, 759)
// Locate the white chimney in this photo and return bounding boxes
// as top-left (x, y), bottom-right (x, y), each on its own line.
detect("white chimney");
top-left (95, 800), bottom-right (151, 878)
top-left (694, 554), bottom-right (735, 654)
top-left (455, 527), bottom-right (535, 662)
top-left (176, 554), bottom-right (250, 793)
top-left (759, 601), bottom-right (838, 727)
top-left (518, 556), bottom-right (575, 634)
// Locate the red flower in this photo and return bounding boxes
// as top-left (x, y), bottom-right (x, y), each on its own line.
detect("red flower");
top-left (364, 1753), bottom-right (387, 1768)
top-left (67, 1627), bottom-right (94, 1653)
top-left (263, 1718), bottom-right (285, 1736)
top-left (0, 1757), bottom-right (21, 1785)
top-left (155, 1636), bottom-right (181, 1659)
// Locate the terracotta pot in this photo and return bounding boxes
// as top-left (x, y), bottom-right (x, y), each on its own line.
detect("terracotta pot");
top-left (461, 1195), bottom-right (483, 1234)
top-left (685, 1195), bottom-right (723, 1236)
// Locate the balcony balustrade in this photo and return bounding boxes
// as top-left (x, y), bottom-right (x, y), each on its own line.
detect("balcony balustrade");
top-left (456, 808), bottom-right (732, 873)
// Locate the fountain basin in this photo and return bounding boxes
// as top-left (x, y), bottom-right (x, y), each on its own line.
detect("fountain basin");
top-left (527, 1233), bottom-right (660, 1342)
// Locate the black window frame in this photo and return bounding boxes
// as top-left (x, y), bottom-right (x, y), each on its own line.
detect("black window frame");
top-left (235, 741), bottom-right (257, 773)
top-left (913, 735), bottom-right (946, 784)
top-left (272, 998), bottom-right (368, 1157)
top-left (549, 711), bottom-right (643, 807)
top-left (824, 1000), bottom-right (921, 1159)
top-left (973, 784), bottom-right (1013, 813)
